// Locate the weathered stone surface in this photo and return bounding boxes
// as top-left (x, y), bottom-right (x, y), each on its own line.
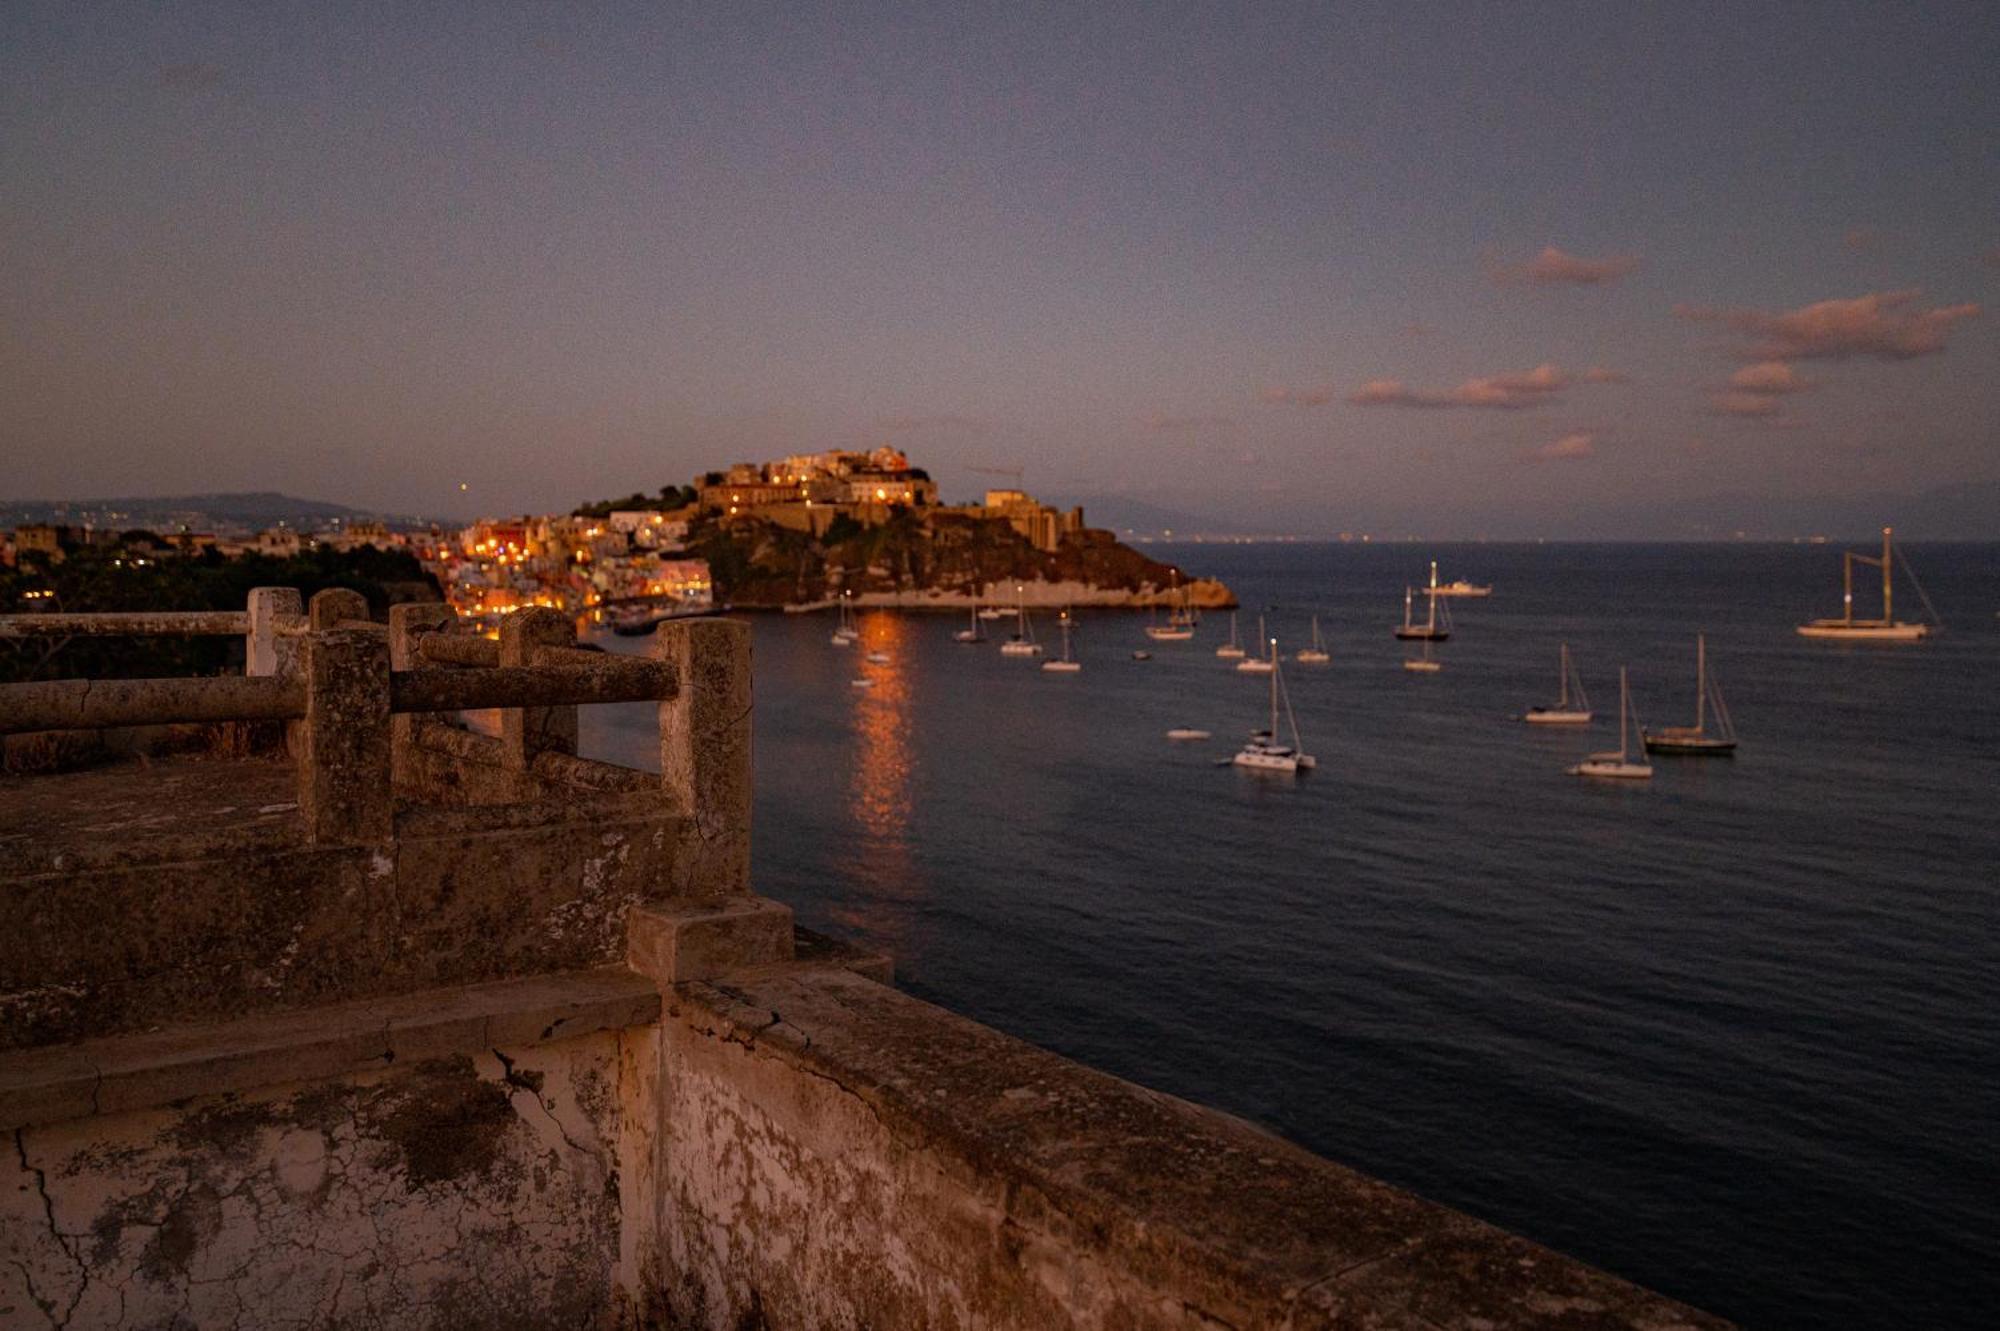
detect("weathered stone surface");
top-left (655, 617), bottom-right (752, 898)
top-left (626, 897), bottom-right (795, 985)
top-left (0, 1035), bottom-right (626, 1330)
top-left (299, 626), bottom-right (392, 843)
top-left (499, 607), bottom-right (579, 768)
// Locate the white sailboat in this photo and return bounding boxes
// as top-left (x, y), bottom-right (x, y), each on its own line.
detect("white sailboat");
top-left (1524, 643), bottom-right (1592, 724)
top-left (1402, 635), bottom-right (1442, 673)
top-left (953, 606), bottom-right (986, 643)
top-left (830, 591), bottom-right (860, 646)
top-left (1000, 585), bottom-right (1044, 657)
top-left (1394, 583), bottom-right (1450, 640)
top-left (1295, 616), bottom-right (1330, 664)
top-left (1643, 634), bottom-right (1737, 755)
top-left (1796, 526), bottom-right (1935, 641)
top-left (1424, 560), bottom-right (1491, 598)
top-left (1236, 615), bottom-right (1275, 673)
top-left (1145, 573), bottom-right (1196, 641)
top-left (1215, 612), bottom-right (1246, 659)
top-left (1569, 668), bottom-right (1653, 780)
top-left (1042, 611), bottom-right (1082, 672)
top-left (1232, 640), bottom-right (1315, 773)
top-left (977, 603), bottom-right (1011, 621)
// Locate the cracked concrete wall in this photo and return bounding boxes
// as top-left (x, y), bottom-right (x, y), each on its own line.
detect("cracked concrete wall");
top-left (0, 1034), bottom-right (625, 1330)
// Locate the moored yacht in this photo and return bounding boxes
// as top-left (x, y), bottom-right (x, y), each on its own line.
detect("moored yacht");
top-left (1796, 526), bottom-right (1936, 641)
top-left (1232, 640), bottom-right (1315, 773)
top-left (1524, 643), bottom-right (1591, 724)
top-left (1643, 633), bottom-right (1737, 755)
top-left (1569, 668), bottom-right (1652, 780)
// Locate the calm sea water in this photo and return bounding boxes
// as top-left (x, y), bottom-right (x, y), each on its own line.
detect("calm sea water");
top-left (582, 542), bottom-right (2000, 1329)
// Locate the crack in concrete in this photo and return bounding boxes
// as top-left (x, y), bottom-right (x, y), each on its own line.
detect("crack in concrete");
top-left (15, 1127), bottom-right (86, 1328)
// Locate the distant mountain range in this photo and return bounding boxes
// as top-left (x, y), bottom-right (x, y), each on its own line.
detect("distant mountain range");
top-left (0, 492), bottom-right (442, 532)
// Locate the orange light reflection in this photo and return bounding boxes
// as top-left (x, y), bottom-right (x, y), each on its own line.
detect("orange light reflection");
top-left (835, 611), bottom-right (922, 949)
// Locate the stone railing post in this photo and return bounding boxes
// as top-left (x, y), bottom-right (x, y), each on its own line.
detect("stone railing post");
top-left (297, 627), bottom-right (392, 845)
top-left (308, 587), bottom-right (371, 631)
top-left (388, 602), bottom-right (455, 785)
top-left (245, 587), bottom-right (302, 677)
top-left (654, 617), bottom-right (751, 899)
top-left (499, 608), bottom-right (578, 769)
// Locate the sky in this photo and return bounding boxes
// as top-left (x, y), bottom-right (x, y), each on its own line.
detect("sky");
top-left (4, 1), bottom-right (1997, 535)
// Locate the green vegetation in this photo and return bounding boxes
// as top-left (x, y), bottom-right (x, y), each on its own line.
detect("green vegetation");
top-left (572, 484), bottom-right (697, 518)
top-left (1, 542), bottom-right (440, 682)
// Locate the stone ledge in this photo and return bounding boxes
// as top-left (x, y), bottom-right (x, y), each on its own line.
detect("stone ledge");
top-left (0, 965), bottom-right (660, 1132)
top-left (673, 965), bottom-right (1728, 1330)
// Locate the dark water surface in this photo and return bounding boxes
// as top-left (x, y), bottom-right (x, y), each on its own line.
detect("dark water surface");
top-left (584, 542), bottom-right (2000, 1329)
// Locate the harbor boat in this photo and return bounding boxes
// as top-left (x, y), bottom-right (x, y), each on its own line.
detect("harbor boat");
top-left (830, 591), bottom-right (860, 646)
top-left (1166, 727), bottom-right (1211, 741)
top-left (1295, 616), bottom-right (1330, 664)
top-left (1524, 643), bottom-right (1592, 724)
top-left (850, 677), bottom-right (875, 689)
top-left (1145, 573), bottom-right (1197, 641)
top-left (1236, 616), bottom-right (1275, 673)
top-left (1131, 650), bottom-right (1152, 661)
top-left (1402, 636), bottom-right (1442, 673)
top-left (1231, 640), bottom-right (1316, 773)
top-left (1215, 612), bottom-right (1246, 659)
top-left (976, 604), bottom-right (1011, 621)
top-left (1042, 611), bottom-right (1082, 672)
top-left (999, 587), bottom-right (1044, 657)
top-left (1796, 526), bottom-right (1936, 641)
top-left (1568, 668), bottom-right (1653, 780)
top-left (865, 650), bottom-right (891, 665)
top-left (953, 606), bottom-right (986, 643)
top-left (1643, 634), bottom-right (1736, 756)
top-left (1424, 561), bottom-right (1491, 598)
top-left (1394, 583), bottom-right (1450, 641)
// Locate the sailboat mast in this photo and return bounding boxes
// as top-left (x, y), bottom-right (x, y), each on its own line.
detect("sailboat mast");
top-left (1425, 582), bottom-right (1437, 632)
top-left (1558, 643), bottom-right (1569, 707)
top-left (1403, 587), bottom-right (1413, 630)
top-left (1619, 668), bottom-right (1631, 760)
top-left (1842, 553), bottom-right (1854, 625)
top-left (1882, 526), bottom-right (1894, 622)
top-left (1696, 634), bottom-right (1707, 733)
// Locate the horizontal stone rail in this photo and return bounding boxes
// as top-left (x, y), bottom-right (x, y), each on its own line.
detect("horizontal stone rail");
top-left (391, 658), bottom-right (677, 711)
top-left (0, 610), bottom-right (253, 637)
top-left (0, 674), bottom-right (305, 734)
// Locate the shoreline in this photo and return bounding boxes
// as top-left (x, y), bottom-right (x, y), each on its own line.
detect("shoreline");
top-left (771, 577), bottom-right (1236, 614)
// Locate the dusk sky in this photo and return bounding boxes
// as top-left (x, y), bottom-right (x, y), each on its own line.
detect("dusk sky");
top-left (5, 2), bottom-right (1996, 534)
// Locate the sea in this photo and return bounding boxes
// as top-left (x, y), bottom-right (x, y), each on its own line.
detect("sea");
top-left (580, 541), bottom-right (2000, 1329)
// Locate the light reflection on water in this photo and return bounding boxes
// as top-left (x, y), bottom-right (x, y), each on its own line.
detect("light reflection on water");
top-left (839, 611), bottom-right (920, 946)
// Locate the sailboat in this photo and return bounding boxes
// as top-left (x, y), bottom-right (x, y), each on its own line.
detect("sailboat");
top-left (1569, 668), bottom-right (1652, 780)
top-left (1232, 641), bottom-right (1315, 773)
top-left (1042, 611), bottom-right (1082, 672)
top-left (977, 603), bottom-right (1011, 621)
top-left (1402, 636), bottom-right (1442, 673)
top-left (830, 591), bottom-right (860, 646)
top-left (1796, 526), bottom-right (1935, 641)
top-left (1424, 560), bottom-right (1491, 598)
top-left (1643, 634), bottom-right (1736, 755)
top-left (1394, 584), bottom-right (1450, 640)
top-left (1295, 616), bottom-right (1330, 664)
top-left (953, 606), bottom-right (986, 643)
top-left (1524, 643), bottom-right (1592, 724)
top-left (1146, 573), bottom-right (1196, 641)
top-left (1215, 612), bottom-right (1246, 659)
top-left (999, 586), bottom-right (1044, 657)
top-left (1236, 615), bottom-right (1275, 673)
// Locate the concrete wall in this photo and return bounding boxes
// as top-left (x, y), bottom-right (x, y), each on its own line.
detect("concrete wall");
top-left (2, 1034), bottom-right (625, 1330)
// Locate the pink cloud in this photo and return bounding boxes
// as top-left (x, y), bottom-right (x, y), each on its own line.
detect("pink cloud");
top-left (1498, 245), bottom-right (1641, 287)
top-left (1348, 362), bottom-right (1589, 410)
top-left (1677, 290), bottom-right (1980, 361)
top-left (1259, 385), bottom-right (1335, 407)
top-left (1141, 412), bottom-right (1235, 431)
top-left (1709, 392), bottom-right (1784, 417)
top-left (1525, 431), bottom-right (1597, 462)
top-left (1581, 366), bottom-right (1628, 384)
top-left (1727, 361), bottom-right (1811, 395)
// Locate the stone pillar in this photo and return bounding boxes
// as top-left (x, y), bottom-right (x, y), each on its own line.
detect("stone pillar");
top-left (245, 587), bottom-right (302, 677)
top-left (499, 608), bottom-right (578, 769)
top-left (388, 603), bottom-right (454, 786)
top-left (297, 628), bottom-right (392, 845)
top-left (309, 587), bottom-right (371, 630)
top-left (654, 617), bottom-right (751, 899)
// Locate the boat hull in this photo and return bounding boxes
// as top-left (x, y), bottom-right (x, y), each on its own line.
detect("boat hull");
top-left (1295, 650), bottom-right (1330, 663)
top-left (1795, 620), bottom-right (1930, 641)
top-left (1643, 732), bottom-right (1736, 756)
top-left (1146, 627), bottom-right (1194, 641)
top-left (1569, 758), bottom-right (1652, 779)
top-left (1393, 628), bottom-right (1449, 641)
top-left (999, 643), bottom-right (1043, 657)
top-left (1041, 660), bottom-right (1081, 673)
top-left (1403, 659), bottom-right (1442, 673)
top-left (1215, 646), bottom-right (1245, 658)
top-left (1525, 708), bottom-right (1591, 725)
top-left (1426, 585), bottom-right (1491, 598)
top-left (1235, 660), bottom-right (1275, 674)
top-left (1232, 751), bottom-right (1301, 773)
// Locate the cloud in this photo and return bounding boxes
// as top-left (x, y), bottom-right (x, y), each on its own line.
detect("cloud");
top-left (874, 414), bottom-right (987, 433)
top-left (1709, 392), bottom-right (1784, 417)
top-left (1259, 385), bottom-right (1334, 407)
top-left (1141, 413), bottom-right (1234, 431)
top-left (1581, 366), bottom-right (1628, 384)
top-left (1497, 246), bottom-right (1641, 287)
top-left (1348, 362), bottom-right (1587, 410)
top-left (1843, 227), bottom-right (1881, 252)
top-left (1676, 290), bottom-right (1980, 361)
top-left (1726, 361), bottom-right (1811, 395)
top-left (1525, 431), bottom-right (1597, 462)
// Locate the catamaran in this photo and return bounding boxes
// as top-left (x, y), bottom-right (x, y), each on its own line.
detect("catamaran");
top-left (1796, 526), bottom-right (1936, 641)
top-left (1394, 584), bottom-right (1450, 640)
top-left (830, 591), bottom-right (860, 646)
top-left (1524, 643), bottom-right (1591, 724)
top-left (953, 606), bottom-right (986, 643)
top-left (1295, 616), bottom-right (1330, 664)
top-left (999, 587), bottom-right (1044, 657)
top-left (1231, 640), bottom-right (1315, 773)
top-left (1643, 634), bottom-right (1736, 755)
top-left (1569, 668), bottom-right (1652, 780)
top-left (1424, 560), bottom-right (1491, 598)
top-left (1236, 615), bottom-right (1275, 673)
top-left (1042, 611), bottom-right (1082, 672)
top-left (1215, 612), bottom-right (1246, 659)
